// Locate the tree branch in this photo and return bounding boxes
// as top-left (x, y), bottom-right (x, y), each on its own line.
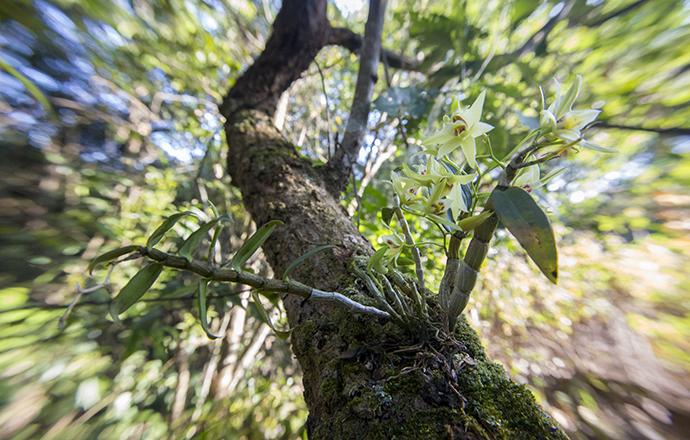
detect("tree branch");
top-left (137, 247), bottom-right (390, 319)
top-left (585, 0), bottom-right (649, 27)
top-left (327, 26), bottom-right (420, 71)
top-left (596, 122), bottom-right (690, 136)
top-left (514, 0), bottom-right (575, 58)
top-left (325, 0), bottom-right (388, 194)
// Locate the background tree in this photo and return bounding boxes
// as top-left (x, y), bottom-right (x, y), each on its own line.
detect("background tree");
top-left (1, 0), bottom-right (689, 438)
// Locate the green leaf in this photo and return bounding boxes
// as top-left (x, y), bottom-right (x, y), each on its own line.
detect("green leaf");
top-left (367, 247), bottom-right (390, 274)
top-left (207, 222), bottom-right (225, 263)
top-left (197, 280), bottom-right (221, 339)
top-left (457, 211), bottom-right (493, 231)
top-left (251, 290), bottom-right (291, 339)
top-left (0, 56), bottom-right (54, 114)
top-left (113, 263), bottom-right (163, 314)
top-left (282, 244), bottom-right (334, 280)
top-left (229, 220), bottom-right (283, 269)
top-left (425, 213), bottom-right (460, 231)
top-left (179, 219), bottom-right (220, 260)
top-left (489, 187), bottom-right (558, 283)
top-left (146, 211), bottom-right (197, 247)
top-left (381, 208), bottom-right (395, 226)
top-left (88, 245), bottom-right (140, 274)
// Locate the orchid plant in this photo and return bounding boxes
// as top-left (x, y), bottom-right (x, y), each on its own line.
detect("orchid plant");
top-left (368, 76), bottom-right (607, 330)
top-left (87, 77), bottom-right (606, 338)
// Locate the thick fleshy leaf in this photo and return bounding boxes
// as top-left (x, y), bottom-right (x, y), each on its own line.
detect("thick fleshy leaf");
top-left (283, 244), bottom-right (334, 280)
top-left (146, 211), bottom-right (197, 247)
top-left (88, 245), bottom-right (139, 274)
top-left (229, 220), bottom-right (283, 269)
top-left (179, 219), bottom-right (220, 260)
top-left (197, 280), bottom-right (221, 339)
top-left (381, 207), bottom-right (395, 226)
top-left (489, 187), bottom-right (558, 283)
top-left (113, 263), bottom-right (163, 314)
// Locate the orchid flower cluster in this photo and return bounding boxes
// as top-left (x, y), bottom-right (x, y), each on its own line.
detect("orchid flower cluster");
top-left (376, 75), bottom-right (605, 274)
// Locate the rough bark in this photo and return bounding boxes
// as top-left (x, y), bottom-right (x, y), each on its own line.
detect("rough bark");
top-left (219, 1), bottom-right (565, 438)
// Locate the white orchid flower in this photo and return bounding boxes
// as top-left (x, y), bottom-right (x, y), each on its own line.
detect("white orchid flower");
top-left (423, 90), bottom-right (493, 168)
top-left (390, 171), bottom-right (420, 205)
top-left (540, 75), bottom-right (604, 150)
top-left (381, 233), bottom-right (405, 260)
top-left (442, 183), bottom-right (470, 220)
top-left (402, 158), bottom-right (475, 187)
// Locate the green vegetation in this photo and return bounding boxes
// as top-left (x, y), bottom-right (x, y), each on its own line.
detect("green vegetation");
top-left (1, 0), bottom-right (689, 438)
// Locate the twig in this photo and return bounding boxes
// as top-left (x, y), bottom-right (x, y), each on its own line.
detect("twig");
top-left (314, 59), bottom-right (333, 158)
top-left (137, 246), bottom-right (390, 319)
top-left (393, 199), bottom-right (425, 292)
top-left (596, 122), bottom-right (690, 136)
top-left (326, 26), bottom-right (420, 71)
top-left (326, 0), bottom-right (388, 194)
top-left (58, 266), bottom-right (114, 330)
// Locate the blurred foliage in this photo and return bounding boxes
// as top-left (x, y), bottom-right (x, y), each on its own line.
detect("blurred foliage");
top-left (1, 0), bottom-right (689, 439)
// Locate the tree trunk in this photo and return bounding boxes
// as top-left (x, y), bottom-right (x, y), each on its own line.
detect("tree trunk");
top-left (220, 1), bottom-right (565, 438)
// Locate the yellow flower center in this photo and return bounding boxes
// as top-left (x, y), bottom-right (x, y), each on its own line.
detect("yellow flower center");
top-left (452, 115), bottom-right (467, 136)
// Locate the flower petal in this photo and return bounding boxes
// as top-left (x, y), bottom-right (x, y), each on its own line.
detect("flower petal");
top-left (556, 129), bottom-right (581, 142)
top-left (540, 109), bottom-right (557, 131)
top-left (470, 121), bottom-right (494, 137)
top-left (459, 136), bottom-right (477, 169)
top-left (438, 138), bottom-right (462, 158)
top-left (447, 184), bottom-right (468, 219)
top-left (580, 139), bottom-right (615, 153)
top-left (423, 128), bottom-right (454, 146)
top-left (562, 109), bottom-right (600, 131)
top-left (466, 90), bottom-right (486, 126)
top-left (558, 75), bottom-right (582, 118)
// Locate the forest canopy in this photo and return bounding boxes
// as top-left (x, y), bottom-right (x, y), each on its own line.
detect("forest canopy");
top-left (1, 0), bottom-right (689, 438)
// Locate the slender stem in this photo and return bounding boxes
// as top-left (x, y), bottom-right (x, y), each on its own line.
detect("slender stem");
top-left (314, 59), bottom-right (333, 158)
top-left (138, 246), bottom-right (390, 319)
top-left (393, 199), bottom-right (425, 292)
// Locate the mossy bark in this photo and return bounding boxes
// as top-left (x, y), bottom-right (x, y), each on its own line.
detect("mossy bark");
top-left (219, 1), bottom-right (567, 438)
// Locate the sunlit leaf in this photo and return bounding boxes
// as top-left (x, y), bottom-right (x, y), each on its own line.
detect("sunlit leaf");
top-left (458, 210), bottom-right (493, 231)
top-left (489, 187), bottom-right (558, 283)
top-left (197, 280), bottom-right (221, 339)
top-left (113, 263), bottom-right (163, 314)
top-left (251, 290), bottom-right (291, 339)
top-left (179, 219), bottom-right (220, 260)
top-left (229, 220), bottom-right (283, 269)
top-left (88, 245), bottom-right (139, 274)
top-left (0, 55), bottom-right (54, 114)
top-left (367, 247), bottom-right (390, 274)
top-left (146, 211), bottom-right (197, 247)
